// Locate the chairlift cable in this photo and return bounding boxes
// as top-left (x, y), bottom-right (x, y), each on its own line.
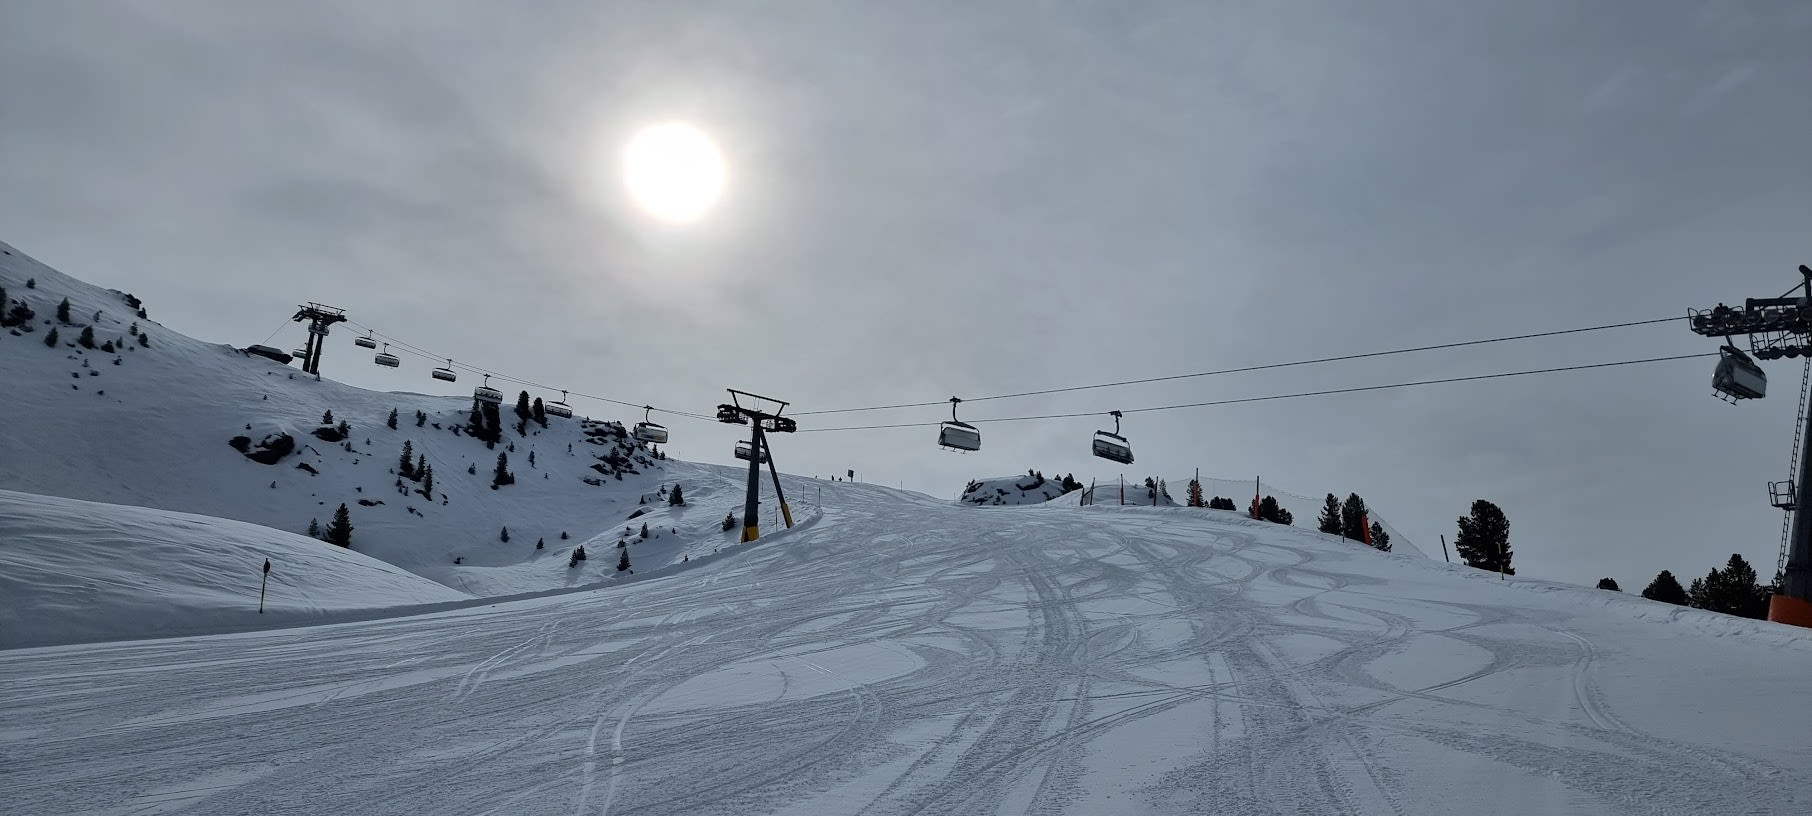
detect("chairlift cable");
top-left (798, 352), bottom-right (1714, 433)
top-left (793, 315), bottom-right (1682, 416)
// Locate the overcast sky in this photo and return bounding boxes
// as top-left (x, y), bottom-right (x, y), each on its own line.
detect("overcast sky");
top-left (4, 1), bottom-right (1809, 589)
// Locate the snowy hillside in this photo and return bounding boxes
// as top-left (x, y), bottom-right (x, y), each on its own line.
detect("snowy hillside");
top-left (958, 471), bottom-right (1083, 505)
top-left (0, 490), bottom-right (469, 649)
top-left (0, 239), bottom-right (813, 599)
top-left (4, 479), bottom-right (1807, 815)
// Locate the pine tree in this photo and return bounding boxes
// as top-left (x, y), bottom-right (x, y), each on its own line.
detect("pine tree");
top-left (1687, 553), bottom-right (1768, 618)
top-left (618, 549), bottom-right (631, 572)
top-left (536, 537), bottom-right (544, 550)
top-left (669, 483), bottom-right (685, 506)
top-left (528, 450), bottom-right (536, 468)
top-left (1640, 570), bottom-right (1688, 604)
top-left (1369, 522), bottom-right (1391, 552)
top-left (415, 409), bottom-right (427, 427)
top-left (387, 408), bottom-right (398, 430)
top-left (307, 518), bottom-right (321, 539)
top-left (493, 452), bottom-right (513, 487)
top-left (43, 327), bottom-right (58, 347)
top-left (1453, 499), bottom-right (1513, 574)
top-left (0, 285), bottom-right (7, 309)
top-left (138, 332), bottom-right (150, 348)
top-left (532, 397), bottom-right (547, 427)
top-left (515, 391), bottom-right (532, 421)
top-left (1317, 494), bottom-right (1342, 535)
top-left (482, 401), bottom-right (503, 446)
top-left (561, 531), bottom-right (569, 540)
top-left (416, 453), bottom-right (426, 478)
top-left (467, 399), bottom-right (483, 433)
top-left (326, 503), bottom-right (353, 547)
top-left (640, 522), bottom-right (649, 538)
top-left (399, 441), bottom-right (415, 478)
top-left (24, 277), bottom-right (35, 288)
top-left (1596, 577), bottom-right (1621, 591)
top-left (500, 526), bottom-right (511, 543)
top-left (56, 297), bottom-right (70, 323)
top-left (337, 420), bottom-right (350, 438)
top-left (77, 326), bottom-right (94, 348)
top-left (1187, 479), bottom-right (1204, 507)
top-left (1257, 496), bottom-right (1293, 525)
top-left (323, 409), bottom-right (335, 425)
top-left (468, 462), bottom-right (477, 475)
top-left (1340, 494), bottom-right (1370, 542)
top-left (420, 464), bottom-right (434, 497)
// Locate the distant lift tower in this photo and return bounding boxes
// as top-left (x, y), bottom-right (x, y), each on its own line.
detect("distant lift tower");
top-left (1689, 264), bottom-right (1812, 628)
top-left (716, 389), bottom-right (798, 543)
top-left (291, 303), bottom-right (347, 377)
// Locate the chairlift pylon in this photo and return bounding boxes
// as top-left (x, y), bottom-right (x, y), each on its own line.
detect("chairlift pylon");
top-left (545, 390), bottom-right (574, 419)
top-left (1091, 410), bottom-right (1134, 465)
top-left (938, 396), bottom-right (981, 452)
top-left (374, 343), bottom-right (400, 368)
top-left (354, 332), bottom-right (377, 350)
top-left (473, 374), bottom-right (504, 406)
top-left (431, 359), bottom-right (458, 382)
top-left (633, 405), bottom-right (668, 443)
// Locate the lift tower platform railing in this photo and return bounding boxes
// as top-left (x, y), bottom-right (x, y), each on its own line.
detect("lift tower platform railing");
top-left (1689, 264), bottom-right (1812, 628)
top-left (291, 303), bottom-right (347, 377)
top-left (716, 389), bottom-right (798, 543)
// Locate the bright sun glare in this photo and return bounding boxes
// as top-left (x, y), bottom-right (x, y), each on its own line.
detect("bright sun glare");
top-left (622, 122), bottom-right (727, 224)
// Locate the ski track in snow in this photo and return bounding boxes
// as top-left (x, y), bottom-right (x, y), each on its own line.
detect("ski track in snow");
top-left (4, 483), bottom-right (1811, 816)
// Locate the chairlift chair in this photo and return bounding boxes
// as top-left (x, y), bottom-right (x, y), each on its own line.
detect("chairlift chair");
top-left (291, 347), bottom-right (309, 360)
top-left (632, 405), bottom-right (667, 443)
top-left (938, 397), bottom-right (981, 452)
top-left (374, 343), bottom-right (401, 368)
top-left (473, 374), bottom-right (504, 406)
top-left (717, 404), bottom-right (749, 425)
top-left (734, 440), bottom-right (768, 463)
top-left (431, 359), bottom-right (458, 382)
top-left (354, 332), bottom-right (377, 350)
top-left (1713, 344), bottom-right (1766, 401)
top-left (545, 390), bottom-right (574, 419)
top-left (1091, 410), bottom-right (1134, 465)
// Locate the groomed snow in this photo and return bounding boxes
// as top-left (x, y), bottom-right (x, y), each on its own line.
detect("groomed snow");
top-left (4, 481), bottom-right (1807, 815)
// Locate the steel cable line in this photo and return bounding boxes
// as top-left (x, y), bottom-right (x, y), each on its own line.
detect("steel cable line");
top-left (340, 318), bottom-right (715, 422)
top-left (792, 315), bottom-right (1683, 416)
top-left (797, 352), bottom-right (1714, 432)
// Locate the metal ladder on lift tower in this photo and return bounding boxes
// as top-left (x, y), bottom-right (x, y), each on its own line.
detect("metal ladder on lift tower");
top-left (1778, 357), bottom-right (1812, 581)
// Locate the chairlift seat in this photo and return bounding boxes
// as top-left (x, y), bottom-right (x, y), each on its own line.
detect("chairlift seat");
top-left (354, 336), bottom-right (377, 349)
top-left (473, 386), bottom-right (504, 405)
top-left (633, 421), bottom-right (668, 443)
top-left (374, 352), bottom-right (400, 368)
top-left (1713, 348), bottom-right (1767, 400)
top-left (431, 367), bottom-right (458, 382)
top-left (734, 441), bottom-right (768, 463)
top-left (1092, 431), bottom-right (1134, 465)
top-left (546, 401), bottom-right (574, 419)
top-left (938, 421), bottom-right (981, 452)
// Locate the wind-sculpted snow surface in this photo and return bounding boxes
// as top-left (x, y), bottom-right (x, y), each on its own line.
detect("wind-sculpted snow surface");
top-left (4, 480), bottom-right (1809, 815)
top-left (0, 490), bottom-right (468, 648)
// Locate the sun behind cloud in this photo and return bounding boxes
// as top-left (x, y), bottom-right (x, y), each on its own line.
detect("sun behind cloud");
top-left (621, 122), bottom-right (727, 224)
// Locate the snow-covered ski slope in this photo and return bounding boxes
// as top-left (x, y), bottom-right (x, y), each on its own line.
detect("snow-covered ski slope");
top-left (0, 489), bottom-right (469, 648)
top-left (6, 479), bottom-right (1807, 815)
top-left (0, 239), bottom-right (810, 603)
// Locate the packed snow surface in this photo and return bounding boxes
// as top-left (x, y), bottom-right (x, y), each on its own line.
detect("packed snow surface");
top-left (6, 480), bottom-right (1808, 815)
top-left (0, 490), bottom-right (470, 649)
